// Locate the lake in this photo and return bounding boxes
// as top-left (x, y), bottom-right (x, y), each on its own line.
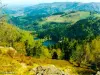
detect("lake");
top-left (34, 37), bottom-right (40, 40)
top-left (34, 37), bottom-right (56, 46)
top-left (42, 40), bottom-right (56, 47)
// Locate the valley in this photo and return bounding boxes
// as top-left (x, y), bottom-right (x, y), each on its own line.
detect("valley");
top-left (0, 1), bottom-right (100, 75)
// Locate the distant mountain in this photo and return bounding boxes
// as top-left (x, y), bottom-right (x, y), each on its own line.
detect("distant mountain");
top-left (4, 2), bottom-right (100, 16)
top-left (5, 2), bottom-right (100, 30)
top-left (23, 2), bottom-right (100, 16)
top-left (3, 9), bottom-right (16, 15)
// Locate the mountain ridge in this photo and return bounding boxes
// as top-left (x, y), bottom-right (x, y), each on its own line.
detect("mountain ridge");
top-left (4, 2), bottom-right (100, 16)
top-left (23, 2), bottom-right (100, 15)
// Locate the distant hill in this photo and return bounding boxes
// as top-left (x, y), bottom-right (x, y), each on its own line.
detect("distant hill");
top-left (4, 2), bottom-right (100, 30)
top-left (4, 2), bottom-right (100, 17)
top-left (38, 15), bottom-right (100, 41)
top-left (67, 17), bottom-right (100, 40)
top-left (23, 2), bottom-right (100, 16)
top-left (10, 11), bottom-right (100, 31)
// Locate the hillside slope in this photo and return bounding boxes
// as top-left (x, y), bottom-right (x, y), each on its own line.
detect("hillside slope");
top-left (23, 11), bottom-right (100, 32)
top-left (37, 16), bottom-right (100, 41)
top-left (0, 46), bottom-right (95, 75)
top-left (0, 21), bottom-right (34, 54)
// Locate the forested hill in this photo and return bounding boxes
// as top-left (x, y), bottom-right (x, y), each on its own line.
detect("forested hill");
top-left (10, 11), bottom-right (100, 31)
top-left (23, 2), bottom-right (100, 16)
top-left (4, 2), bottom-right (100, 14)
top-left (4, 2), bottom-right (100, 21)
top-left (37, 16), bottom-right (100, 41)
top-left (4, 2), bottom-right (100, 31)
top-left (0, 21), bottom-right (34, 54)
top-left (67, 17), bottom-right (100, 40)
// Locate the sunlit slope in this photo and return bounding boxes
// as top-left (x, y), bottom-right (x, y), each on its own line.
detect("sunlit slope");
top-left (0, 46), bottom-right (95, 75)
top-left (36, 11), bottom-right (100, 26)
top-left (0, 22), bottom-right (34, 54)
top-left (9, 11), bottom-right (100, 31)
top-left (44, 11), bottom-right (90, 23)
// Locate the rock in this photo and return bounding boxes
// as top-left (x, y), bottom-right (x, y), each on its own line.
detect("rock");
top-left (31, 65), bottom-right (67, 75)
top-left (0, 46), bottom-right (17, 55)
top-left (96, 71), bottom-right (100, 75)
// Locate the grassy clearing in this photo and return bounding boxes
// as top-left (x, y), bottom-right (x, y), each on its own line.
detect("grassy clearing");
top-left (0, 47), bottom-right (95, 75)
top-left (42, 11), bottom-right (90, 23)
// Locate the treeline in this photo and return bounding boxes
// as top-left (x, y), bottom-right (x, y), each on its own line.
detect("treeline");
top-left (51, 37), bottom-right (100, 70)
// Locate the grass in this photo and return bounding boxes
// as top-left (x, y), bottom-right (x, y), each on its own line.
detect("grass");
top-left (0, 46), bottom-right (95, 75)
top-left (38, 11), bottom-right (100, 27)
top-left (41, 11), bottom-right (91, 23)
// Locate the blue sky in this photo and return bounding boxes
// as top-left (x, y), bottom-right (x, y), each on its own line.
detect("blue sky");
top-left (2, 0), bottom-right (100, 6)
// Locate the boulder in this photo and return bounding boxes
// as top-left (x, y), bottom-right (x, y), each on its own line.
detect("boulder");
top-left (96, 71), bottom-right (100, 75)
top-left (31, 65), bottom-right (66, 75)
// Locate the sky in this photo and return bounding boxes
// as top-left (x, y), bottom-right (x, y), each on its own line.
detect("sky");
top-left (1, 0), bottom-right (100, 7)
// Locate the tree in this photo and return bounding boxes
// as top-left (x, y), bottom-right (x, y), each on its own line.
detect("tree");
top-left (52, 52), bottom-right (58, 59)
